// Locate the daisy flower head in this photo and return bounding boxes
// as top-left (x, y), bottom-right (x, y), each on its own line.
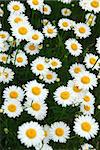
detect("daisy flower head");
top-left (84, 53), bottom-right (99, 70)
top-left (24, 42), bottom-right (40, 55)
top-left (3, 85), bottom-right (24, 102)
top-left (2, 67), bottom-right (14, 84)
top-left (65, 38), bottom-right (83, 56)
top-left (61, 8), bottom-right (71, 17)
top-left (43, 124), bottom-right (51, 144)
top-left (0, 42), bottom-right (9, 53)
top-left (43, 24), bottom-right (57, 38)
top-left (54, 86), bottom-right (74, 107)
top-left (58, 18), bottom-right (74, 31)
top-left (85, 13), bottom-right (96, 26)
top-left (11, 22), bottom-right (32, 41)
top-left (7, 1), bottom-right (25, 14)
top-left (24, 80), bottom-right (49, 101)
top-left (24, 99), bottom-right (48, 120)
top-left (74, 71), bottom-right (98, 90)
top-left (0, 53), bottom-right (10, 64)
top-left (0, 31), bottom-right (9, 42)
top-left (2, 100), bottom-right (23, 118)
top-left (49, 57), bottom-right (62, 69)
top-left (88, 0), bottom-right (100, 14)
top-left (73, 23), bottom-right (91, 39)
top-left (31, 57), bottom-right (49, 76)
top-left (27, 0), bottom-right (44, 11)
top-left (82, 91), bottom-right (95, 105)
top-left (69, 63), bottom-right (86, 78)
top-left (80, 103), bottom-right (94, 115)
top-left (96, 37), bottom-right (100, 54)
top-left (0, 66), bottom-right (4, 82)
top-left (17, 121), bottom-right (44, 148)
top-left (74, 115), bottom-right (99, 140)
top-left (50, 121), bottom-right (70, 143)
top-left (79, 143), bottom-right (96, 150)
top-left (40, 4), bottom-right (52, 15)
top-left (29, 30), bottom-right (44, 45)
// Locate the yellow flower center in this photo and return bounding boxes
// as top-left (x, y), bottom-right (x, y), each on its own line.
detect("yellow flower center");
top-left (47, 28), bottom-right (54, 34)
top-left (36, 64), bottom-right (44, 71)
top-left (89, 57), bottom-right (96, 65)
top-left (32, 0), bottom-right (39, 5)
top-left (32, 86), bottom-right (41, 95)
top-left (43, 7), bottom-right (48, 12)
top-left (14, 17), bottom-right (23, 23)
top-left (62, 21), bottom-right (68, 27)
top-left (32, 102), bottom-right (41, 111)
top-left (55, 128), bottom-right (64, 136)
top-left (73, 86), bottom-right (82, 93)
top-left (81, 122), bottom-right (91, 132)
top-left (8, 104), bottom-right (16, 112)
top-left (13, 5), bottom-right (20, 11)
top-left (26, 128), bottom-right (37, 139)
top-left (91, 0), bottom-right (99, 8)
top-left (81, 76), bottom-right (90, 84)
top-left (32, 34), bottom-right (39, 40)
top-left (71, 43), bottom-right (78, 51)
top-left (3, 72), bottom-right (8, 78)
top-left (64, 10), bottom-right (68, 14)
top-left (18, 27), bottom-right (28, 35)
top-left (16, 57), bottom-right (23, 63)
top-left (29, 44), bottom-right (36, 51)
top-left (9, 91), bottom-right (18, 99)
top-left (44, 130), bottom-right (48, 137)
top-left (60, 91), bottom-right (70, 100)
top-left (79, 27), bottom-right (86, 33)
top-left (46, 74), bottom-right (53, 80)
top-left (0, 34), bottom-right (6, 39)
top-left (84, 105), bottom-right (90, 111)
top-left (51, 61), bottom-right (58, 66)
top-left (1, 56), bottom-right (7, 61)
top-left (83, 96), bottom-right (90, 102)
top-left (74, 67), bottom-right (81, 73)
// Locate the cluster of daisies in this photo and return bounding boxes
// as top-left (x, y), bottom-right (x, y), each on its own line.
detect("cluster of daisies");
top-left (0, 0), bottom-right (100, 150)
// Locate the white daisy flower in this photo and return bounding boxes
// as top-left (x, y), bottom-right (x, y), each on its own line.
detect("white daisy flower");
top-left (0, 42), bottom-right (10, 52)
top-left (49, 57), bottom-right (62, 69)
top-left (3, 85), bottom-right (24, 102)
top-left (65, 38), bottom-right (83, 56)
top-left (73, 23), bottom-right (91, 39)
top-left (7, 1), bottom-right (25, 13)
top-left (88, 0), bottom-right (100, 14)
top-left (96, 37), bottom-right (100, 54)
top-left (85, 13), bottom-right (96, 26)
top-left (80, 103), bottom-right (94, 115)
top-left (24, 42), bottom-right (40, 55)
top-left (17, 121), bottom-right (44, 148)
top-left (43, 125), bottom-right (51, 144)
top-left (43, 24), bottom-right (57, 38)
top-left (74, 115), bottom-right (99, 140)
top-left (29, 30), bottom-right (44, 45)
top-left (0, 66), bottom-right (4, 82)
top-left (74, 71), bottom-right (98, 90)
top-left (12, 50), bottom-right (28, 67)
top-left (24, 99), bottom-right (48, 120)
top-left (0, 53), bottom-right (10, 64)
top-left (31, 57), bottom-right (49, 76)
top-left (84, 53), bottom-right (99, 70)
top-left (40, 4), bottom-right (52, 15)
top-left (82, 91), bottom-right (95, 105)
top-left (69, 63), bottom-right (86, 78)
top-left (79, 143), bottom-right (96, 150)
top-left (54, 86), bottom-right (74, 107)
top-left (27, 0), bottom-right (44, 11)
top-left (0, 31), bottom-right (9, 42)
top-left (50, 121), bottom-right (70, 143)
top-left (24, 80), bottom-right (49, 101)
top-left (2, 67), bottom-right (14, 84)
top-left (2, 100), bottom-right (23, 118)
top-left (61, 8), bottom-right (71, 17)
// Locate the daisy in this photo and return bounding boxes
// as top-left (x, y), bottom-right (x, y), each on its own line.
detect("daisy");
top-left (7, 1), bottom-right (25, 13)
top-left (43, 125), bottom-right (51, 144)
top-left (50, 121), bottom-right (70, 143)
top-left (82, 91), bottom-right (95, 105)
top-left (29, 30), bottom-right (44, 45)
top-left (61, 8), bottom-right (71, 17)
top-left (0, 66), bottom-right (4, 82)
top-left (11, 22), bottom-right (32, 41)
top-left (2, 67), bottom-right (14, 84)
top-left (75, 71), bottom-right (98, 90)
top-left (12, 50), bottom-right (28, 67)
top-left (96, 37), bottom-right (100, 54)
top-left (3, 85), bottom-right (24, 102)
top-left (31, 57), bottom-right (49, 75)
top-left (73, 23), bottom-right (91, 39)
top-left (79, 143), bottom-right (96, 150)
top-left (0, 53), bottom-right (10, 64)
top-left (49, 57), bottom-right (62, 69)
top-left (54, 86), bottom-right (74, 107)
top-left (84, 53), bottom-right (99, 70)
top-left (24, 42), bottom-right (40, 55)
top-left (42, 70), bottom-right (57, 84)
top-left (88, 0), bottom-right (100, 14)
top-left (58, 18), bottom-right (74, 31)
top-left (24, 99), bottom-right (48, 120)
top-left (2, 100), bottom-right (23, 118)
top-left (43, 24), bottom-right (57, 38)
top-left (74, 115), bottom-right (99, 140)
top-left (24, 80), bottom-right (49, 101)
top-left (80, 103), bottom-right (94, 115)
top-left (27, 0), bottom-right (44, 11)
top-left (85, 13), bottom-right (96, 26)
top-left (69, 63), bottom-right (86, 78)
top-left (17, 121), bottom-right (44, 148)
top-left (0, 42), bottom-right (9, 52)
top-left (65, 38), bottom-right (82, 56)
top-left (0, 31), bottom-right (9, 41)
top-left (40, 4), bottom-right (52, 15)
